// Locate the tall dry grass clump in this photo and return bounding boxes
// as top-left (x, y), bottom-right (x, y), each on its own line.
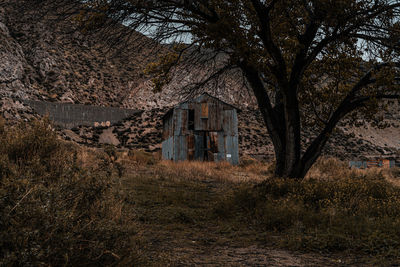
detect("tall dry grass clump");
top-left (307, 157), bottom-right (400, 186)
top-left (0, 118), bottom-right (143, 266)
top-left (157, 160), bottom-right (234, 181)
top-left (215, 159), bottom-right (400, 263)
top-left (152, 158), bottom-right (272, 184)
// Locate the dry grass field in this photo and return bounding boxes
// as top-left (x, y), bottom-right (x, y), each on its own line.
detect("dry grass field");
top-left (1, 118), bottom-right (400, 266)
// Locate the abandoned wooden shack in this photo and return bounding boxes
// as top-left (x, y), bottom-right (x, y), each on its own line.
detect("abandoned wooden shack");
top-left (162, 93), bottom-right (240, 165)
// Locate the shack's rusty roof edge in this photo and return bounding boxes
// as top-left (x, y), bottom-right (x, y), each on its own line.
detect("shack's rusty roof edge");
top-left (162, 93), bottom-right (242, 120)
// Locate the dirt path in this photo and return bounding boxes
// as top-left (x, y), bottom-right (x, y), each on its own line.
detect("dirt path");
top-left (123, 165), bottom-right (373, 266)
top-left (172, 246), bottom-right (326, 266)
top-left (165, 245), bottom-right (368, 266)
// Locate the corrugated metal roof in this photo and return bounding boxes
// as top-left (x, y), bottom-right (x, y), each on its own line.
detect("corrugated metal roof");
top-left (162, 93), bottom-right (241, 120)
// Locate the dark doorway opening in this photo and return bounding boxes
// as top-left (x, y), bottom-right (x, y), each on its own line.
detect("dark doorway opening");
top-left (188, 109), bottom-right (195, 130)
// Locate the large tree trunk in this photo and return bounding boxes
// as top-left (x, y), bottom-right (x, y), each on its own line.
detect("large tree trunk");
top-left (239, 62), bottom-right (338, 180)
top-left (282, 92), bottom-right (301, 178)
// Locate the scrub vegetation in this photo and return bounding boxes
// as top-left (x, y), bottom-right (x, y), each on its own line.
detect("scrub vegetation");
top-left (1, 118), bottom-right (400, 266)
top-left (0, 118), bottom-right (145, 266)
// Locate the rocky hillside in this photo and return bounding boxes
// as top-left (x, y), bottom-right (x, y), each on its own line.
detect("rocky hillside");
top-left (57, 107), bottom-right (399, 161)
top-left (0, 1), bottom-right (399, 160)
top-left (0, 1), bottom-right (254, 110)
top-left (0, 3), bottom-right (160, 106)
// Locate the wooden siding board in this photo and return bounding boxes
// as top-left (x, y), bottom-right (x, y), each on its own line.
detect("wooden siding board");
top-left (173, 136), bottom-right (178, 161)
top-left (224, 135), bottom-right (230, 164)
top-left (194, 133), bottom-right (204, 161)
top-left (173, 135), bottom-right (181, 161)
top-left (202, 118), bottom-right (208, 130)
top-left (174, 135), bottom-right (188, 161)
top-left (181, 135), bottom-right (188, 161)
top-left (223, 109), bottom-right (238, 136)
top-left (210, 103), bottom-right (216, 130)
top-left (201, 103), bottom-right (209, 131)
top-left (217, 102), bottom-right (224, 130)
top-left (208, 131), bottom-right (219, 162)
top-left (162, 137), bottom-right (174, 160)
top-left (175, 135), bottom-right (181, 161)
top-left (162, 118), bottom-right (168, 139)
top-left (210, 132), bottom-right (218, 153)
top-left (163, 115), bottom-right (174, 139)
top-left (205, 133), bottom-right (211, 161)
top-left (173, 109), bottom-right (182, 136)
top-left (217, 132), bottom-right (226, 161)
top-left (224, 135), bottom-right (239, 165)
top-left (194, 104), bottom-right (202, 131)
top-left (208, 103), bottom-right (222, 131)
top-left (169, 111), bottom-right (174, 137)
top-left (222, 110), bottom-right (232, 135)
top-left (187, 135), bottom-right (195, 160)
top-left (232, 110), bottom-right (238, 135)
top-left (232, 136), bottom-right (239, 165)
top-left (181, 109), bottom-right (188, 135)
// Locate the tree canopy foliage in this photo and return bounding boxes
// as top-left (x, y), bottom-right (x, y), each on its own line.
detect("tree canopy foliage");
top-left (37, 0), bottom-right (400, 178)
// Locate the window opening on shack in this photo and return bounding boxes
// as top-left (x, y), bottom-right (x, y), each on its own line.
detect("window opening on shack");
top-left (188, 109), bottom-right (195, 130)
top-left (201, 103), bottom-right (209, 119)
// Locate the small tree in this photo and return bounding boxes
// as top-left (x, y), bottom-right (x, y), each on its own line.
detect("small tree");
top-left (37, 0), bottom-right (400, 178)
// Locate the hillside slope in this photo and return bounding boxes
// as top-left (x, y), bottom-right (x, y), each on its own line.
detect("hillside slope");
top-left (0, 3), bottom-right (161, 106)
top-left (0, 1), bottom-right (254, 109)
top-left (0, 2), bottom-right (399, 160)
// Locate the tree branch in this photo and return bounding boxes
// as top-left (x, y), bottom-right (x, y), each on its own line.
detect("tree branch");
top-left (306, 3), bottom-right (400, 68)
top-left (238, 60), bottom-right (286, 157)
top-left (249, 0), bottom-right (288, 87)
top-left (299, 62), bottom-right (400, 177)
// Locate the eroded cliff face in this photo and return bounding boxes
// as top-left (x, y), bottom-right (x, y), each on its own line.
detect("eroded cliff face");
top-left (0, 4), bottom-right (153, 106)
top-left (0, 8), bottom-right (28, 98)
top-left (0, 2), bottom-right (255, 111)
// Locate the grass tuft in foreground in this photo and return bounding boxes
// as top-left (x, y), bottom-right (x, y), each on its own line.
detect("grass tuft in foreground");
top-left (0, 118), bottom-right (145, 266)
top-left (215, 168), bottom-right (400, 263)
